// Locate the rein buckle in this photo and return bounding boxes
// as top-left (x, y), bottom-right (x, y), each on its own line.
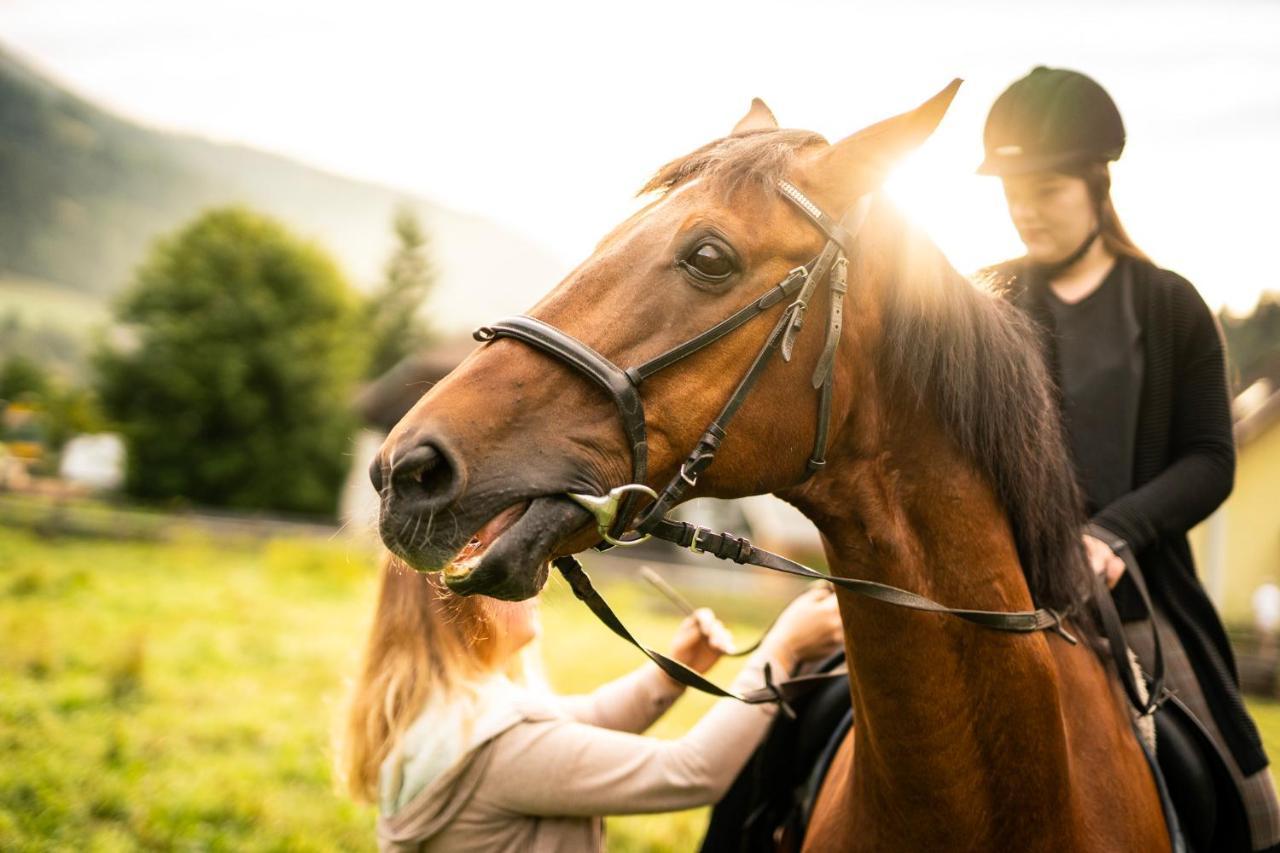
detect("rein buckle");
top-left (688, 525), bottom-right (712, 554)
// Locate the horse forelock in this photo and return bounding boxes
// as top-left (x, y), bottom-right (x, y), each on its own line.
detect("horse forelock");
top-left (639, 129), bottom-right (827, 199)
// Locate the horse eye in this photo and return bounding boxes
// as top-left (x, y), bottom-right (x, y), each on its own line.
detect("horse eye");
top-left (681, 242), bottom-right (735, 282)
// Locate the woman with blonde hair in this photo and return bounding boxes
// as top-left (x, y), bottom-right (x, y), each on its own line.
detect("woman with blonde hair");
top-left (341, 557), bottom-right (842, 852)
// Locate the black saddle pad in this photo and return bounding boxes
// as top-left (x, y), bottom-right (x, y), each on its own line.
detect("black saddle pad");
top-left (1156, 694), bottom-right (1251, 853)
top-left (700, 652), bottom-right (851, 853)
top-left (701, 652), bottom-right (1252, 853)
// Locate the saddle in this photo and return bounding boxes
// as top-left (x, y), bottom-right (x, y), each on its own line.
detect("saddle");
top-left (1154, 692), bottom-right (1250, 852)
top-left (700, 651), bottom-right (851, 853)
top-left (701, 651), bottom-right (1251, 853)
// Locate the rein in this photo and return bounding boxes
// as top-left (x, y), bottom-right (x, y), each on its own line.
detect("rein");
top-left (473, 178), bottom-right (1163, 716)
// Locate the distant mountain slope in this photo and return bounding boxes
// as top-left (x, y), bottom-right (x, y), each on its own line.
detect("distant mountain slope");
top-left (0, 44), bottom-right (566, 330)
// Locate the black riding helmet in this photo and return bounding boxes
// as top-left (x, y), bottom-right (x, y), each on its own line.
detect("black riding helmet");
top-left (978, 67), bottom-right (1125, 176)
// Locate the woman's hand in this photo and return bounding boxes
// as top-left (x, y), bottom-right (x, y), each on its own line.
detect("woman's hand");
top-left (1083, 533), bottom-right (1126, 589)
top-left (668, 608), bottom-right (736, 675)
top-left (761, 586), bottom-right (844, 673)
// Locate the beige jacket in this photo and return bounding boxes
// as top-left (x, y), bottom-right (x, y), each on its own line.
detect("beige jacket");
top-left (377, 653), bottom-right (783, 852)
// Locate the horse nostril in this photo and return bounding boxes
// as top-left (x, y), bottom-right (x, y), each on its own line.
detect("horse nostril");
top-left (369, 456), bottom-right (386, 493)
top-left (390, 442), bottom-right (460, 508)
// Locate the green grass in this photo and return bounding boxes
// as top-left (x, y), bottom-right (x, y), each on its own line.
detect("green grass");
top-left (0, 524), bottom-right (781, 851)
top-left (0, 529), bottom-right (382, 851)
top-left (3, 521), bottom-right (1279, 851)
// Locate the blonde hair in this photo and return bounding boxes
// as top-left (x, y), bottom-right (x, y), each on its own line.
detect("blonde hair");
top-left (338, 555), bottom-right (533, 803)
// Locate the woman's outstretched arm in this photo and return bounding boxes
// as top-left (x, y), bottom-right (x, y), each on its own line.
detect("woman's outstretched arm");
top-left (482, 652), bottom-right (785, 817)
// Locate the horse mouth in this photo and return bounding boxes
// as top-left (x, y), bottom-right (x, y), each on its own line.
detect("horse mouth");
top-left (446, 501), bottom-right (531, 578)
top-left (443, 495), bottom-right (593, 600)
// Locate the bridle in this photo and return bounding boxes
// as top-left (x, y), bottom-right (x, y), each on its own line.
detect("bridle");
top-left (475, 179), bottom-right (866, 548)
top-left (473, 178), bottom-right (1163, 715)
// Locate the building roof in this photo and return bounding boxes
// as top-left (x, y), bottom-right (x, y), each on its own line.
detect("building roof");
top-left (1236, 380), bottom-right (1280, 448)
top-left (354, 335), bottom-right (479, 431)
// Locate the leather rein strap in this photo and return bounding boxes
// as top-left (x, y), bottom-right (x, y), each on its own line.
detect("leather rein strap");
top-left (555, 555), bottom-right (842, 716)
top-left (474, 178), bottom-right (1163, 716)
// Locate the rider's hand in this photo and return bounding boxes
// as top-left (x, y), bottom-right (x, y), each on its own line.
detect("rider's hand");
top-left (1083, 533), bottom-right (1126, 590)
top-left (761, 586), bottom-right (844, 673)
top-left (668, 607), bottom-right (736, 675)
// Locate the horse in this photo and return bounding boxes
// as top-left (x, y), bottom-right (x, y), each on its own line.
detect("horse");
top-left (370, 82), bottom-right (1171, 851)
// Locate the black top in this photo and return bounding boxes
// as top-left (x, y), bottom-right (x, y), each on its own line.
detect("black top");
top-left (994, 255), bottom-right (1266, 778)
top-left (1044, 257), bottom-right (1144, 514)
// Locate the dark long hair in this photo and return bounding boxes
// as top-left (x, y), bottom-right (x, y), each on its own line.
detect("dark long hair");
top-left (1066, 161), bottom-right (1149, 263)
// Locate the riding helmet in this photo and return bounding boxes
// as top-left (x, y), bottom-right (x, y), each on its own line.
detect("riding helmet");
top-left (977, 66), bottom-right (1125, 176)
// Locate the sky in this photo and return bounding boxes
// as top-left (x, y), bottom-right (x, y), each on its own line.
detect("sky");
top-left (5, 0), bottom-right (1279, 313)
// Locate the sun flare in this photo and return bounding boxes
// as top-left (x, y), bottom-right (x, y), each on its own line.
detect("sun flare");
top-left (882, 131), bottom-right (1025, 280)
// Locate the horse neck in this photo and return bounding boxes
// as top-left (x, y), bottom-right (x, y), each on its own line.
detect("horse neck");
top-left (791, 397), bottom-right (1078, 839)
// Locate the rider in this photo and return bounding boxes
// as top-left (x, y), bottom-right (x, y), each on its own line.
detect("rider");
top-left (979, 66), bottom-right (1280, 851)
top-left (339, 556), bottom-right (843, 851)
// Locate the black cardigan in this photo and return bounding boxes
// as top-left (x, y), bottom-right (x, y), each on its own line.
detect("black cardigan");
top-left (997, 255), bottom-right (1267, 777)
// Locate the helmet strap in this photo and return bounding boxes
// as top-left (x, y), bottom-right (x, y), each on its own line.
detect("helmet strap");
top-left (1028, 225), bottom-right (1100, 281)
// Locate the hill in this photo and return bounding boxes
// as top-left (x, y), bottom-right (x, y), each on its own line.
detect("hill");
top-left (0, 44), bottom-right (565, 331)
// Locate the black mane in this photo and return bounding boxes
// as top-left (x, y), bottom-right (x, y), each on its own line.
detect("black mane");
top-left (645, 129), bottom-right (1093, 616)
top-left (875, 210), bottom-right (1092, 615)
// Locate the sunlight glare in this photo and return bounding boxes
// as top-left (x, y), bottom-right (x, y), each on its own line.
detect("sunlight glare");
top-left (883, 133), bottom-right (1025, 281)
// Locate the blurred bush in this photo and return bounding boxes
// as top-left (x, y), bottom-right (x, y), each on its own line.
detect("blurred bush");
top-left (1221, 291), bottom-right (1280, 391)
top-left (94, 207), bottom-right (364, 516)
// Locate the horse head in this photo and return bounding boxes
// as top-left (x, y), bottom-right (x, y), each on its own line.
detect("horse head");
top-left (371, 82), bottom-right (960, 600)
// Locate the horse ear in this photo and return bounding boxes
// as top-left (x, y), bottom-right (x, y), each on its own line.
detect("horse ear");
top-left (732, 98), bottom-right (779, 134)
top-left (811, 79), bottom-right (962, 191)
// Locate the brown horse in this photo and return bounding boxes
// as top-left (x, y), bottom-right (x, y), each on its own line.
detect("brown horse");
top-left (371, 84), bottom-right (1170, 850)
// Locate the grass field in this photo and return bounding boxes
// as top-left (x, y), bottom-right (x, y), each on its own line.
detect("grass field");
top-left (3, 522), bottom-right (1280, 851)
top-left (0, 523), bottom-right (780, 851)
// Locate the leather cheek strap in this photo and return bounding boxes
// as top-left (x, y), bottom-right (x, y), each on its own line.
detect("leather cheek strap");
top-left (475, 317), bottom-right (650, 540)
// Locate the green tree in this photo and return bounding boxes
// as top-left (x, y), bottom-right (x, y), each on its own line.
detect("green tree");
top-left (364, 206), bottom-right (435, 378)
top-left (1221, 291), bottom-right (1280, 390)
top-left (95, 207), bottom-right (363, 515)
top-left (40, 384), bottom-right (107, 455)
top-left (0, 353), bottom-right (50, 401)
